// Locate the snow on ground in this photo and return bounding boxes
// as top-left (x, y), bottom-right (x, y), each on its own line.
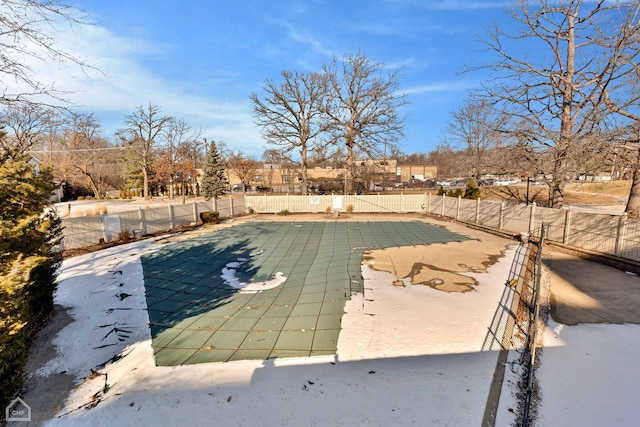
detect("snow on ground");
top-left (32, 236), bottom-right (519, 426)
top-left (222, 249), bottom-right (287, 293)
top-left (535, 320), bottom-right (640, 426)
top-left (30, 231), bottom-right (640, 427)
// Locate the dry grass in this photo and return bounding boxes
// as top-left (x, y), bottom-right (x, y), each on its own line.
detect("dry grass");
top-left (569, 180), bottom-right (631, 196)
top-left (69, 204), bottom-right (109, 218)
top-left (479, 181), bottom-right (628, 206)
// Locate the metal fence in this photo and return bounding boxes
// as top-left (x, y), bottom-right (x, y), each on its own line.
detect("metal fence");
top-left (59, 197), bottom-right (245, 250)
top-left (246, 193), bottom-right (640, 263)
top-left (481, 225), bottom-right (546, 426)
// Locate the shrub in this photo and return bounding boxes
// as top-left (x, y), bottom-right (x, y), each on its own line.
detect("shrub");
top-left (0, 150), bottom-right (62, 411)
top-left (277, 209), bottom-right (290, 216)
top-left (87, 205), bottom-right (108, 216)
top-left (325, 206), bottom-right (332, 214)
top-left (117, 230), bottom-right (133, 242)
top-left (443, 181), bottom-right (481, 200)
top-left (463, 181), bottom-right (481, 200)
top-left (446, 188), bottom-right (463, 198)
top-left (77, 195), bottom-right (84, 200)
top-left (199, 211), bottom-right (220, 224)
top-left (346, 204), bottom-right (354, 214)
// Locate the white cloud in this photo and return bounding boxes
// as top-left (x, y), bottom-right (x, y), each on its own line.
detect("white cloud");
top-left (7, 16), bottom-right (264, 154)
top-left (280, 20), bottom-right (335, 58)
top-left (403, 79), bottom-right (477, 96)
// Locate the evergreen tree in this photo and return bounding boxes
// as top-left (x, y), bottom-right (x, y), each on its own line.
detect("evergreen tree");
top-left (0, 141), bottom-right (63, 410)
top-left (463, 180), bottom-right (481, 200)
top-left (201, 140), bottom-right (228, 200)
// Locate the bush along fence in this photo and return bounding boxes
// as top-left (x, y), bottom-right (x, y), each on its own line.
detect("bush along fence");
top-left (245, 193), bottom-right (640, 263)
top-left (59, 197), bottom-right (245, 251)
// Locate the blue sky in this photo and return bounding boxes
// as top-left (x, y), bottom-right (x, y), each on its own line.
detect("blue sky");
top-left (41, 0), bottom-right (512, 157)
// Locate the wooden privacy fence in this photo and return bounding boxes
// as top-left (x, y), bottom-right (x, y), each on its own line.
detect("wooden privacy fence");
top-left (246, 193), bottom-right (640, 263)
top-left (59, 197), bottom-right (245, 250)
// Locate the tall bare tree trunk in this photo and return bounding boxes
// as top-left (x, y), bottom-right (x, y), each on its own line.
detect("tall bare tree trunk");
top-left (625, 149), bottom-right (640, 219)
top-left (344, 140), bottom-right (355, 194)
top-left (301, 143), bottom-right (308, 196)
top-left (87, 174), bottom-right (100, 199)
top-left (550, 11), bottom-right (576, 209)
top-left (143, 169), bottom-right (149, 198)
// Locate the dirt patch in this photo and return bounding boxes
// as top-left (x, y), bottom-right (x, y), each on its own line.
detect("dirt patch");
top-left (363, 238), bottom-right (511, 293)
top-left (480, 183), bottom-right (625, 205)
top-left (9, 305), bottom-right (75, 427)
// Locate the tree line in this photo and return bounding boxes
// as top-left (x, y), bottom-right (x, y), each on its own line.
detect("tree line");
top-left (439, 1), bottom-right (640, 216)
top-left (0, 50), bottom-right (409, 200)
top-left (3, 1), bottom-right (640, 212)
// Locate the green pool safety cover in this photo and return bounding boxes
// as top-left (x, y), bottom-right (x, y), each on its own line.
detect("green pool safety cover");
top-left (140, 221), bottom-right (469, 365)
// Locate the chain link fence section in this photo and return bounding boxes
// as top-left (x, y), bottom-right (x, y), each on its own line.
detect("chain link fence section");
top-left (481, 225), bottom-right (547, 426)
top-left (58, 197), bottom-right (245, 250)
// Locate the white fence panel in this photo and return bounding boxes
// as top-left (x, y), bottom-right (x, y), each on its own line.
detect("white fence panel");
top-left (173, 203), bottom-right (195, 226)
top-left (60, 216), bottom-right (104, 249)
top-left (245, 194), bottom-right (428, 214)
top-left (231, 197), bottom-right (245, 216)
top-left (59, 193), bottom-right (640, 265)
top-left (535, 206), bottom-right (567, 242)
top-left (503, 204), bottom-right (531, 233)
top-left (145, 206), bottom-right (172, 234)
top-left (119, 209), bottom-right (144, 235)
top-left (458, 198), bottom-right (477, 223)
top-left (619, 217), bottom-right (640, 260)
top-left (426, 193), bottom-right (442, 216)
top-left (478, 200), bottom-right (501, 229)
top-left (569, 212), bottom-right (619, 254)
top-left (442, 195), bottom-right (458, 218)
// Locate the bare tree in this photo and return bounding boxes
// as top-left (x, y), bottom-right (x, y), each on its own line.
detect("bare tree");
top-left (0, 103), bottom-right (55, 154)
top-left (154, 118), bottom-right (201, 198)
top-left (474, 0), bottom-right (637, 208)
top-left (118, 102), bottom-right (173, 199)
top-left (0, 0), bottom-right (92, 108)
top-left (226, 151), bottom-right (259, 189)
top-left (261, 148), bottom-right (290, 188)
top-left (445, 97), bottom-right (504, 180)
top-left (307, 143), bottom-right (345, 170)
top-left (262, 148), bottom-right (290, 165)
top-left (61, 113), bottom-right (117, 198)
top-left (251, 70), bottom-right (327, 195)
top-left (322, 52), bottom-right (407, 194)
top-left (594, 3), bottom-right (640, 216)
top-left (429, 142), bottom-right (469, 179)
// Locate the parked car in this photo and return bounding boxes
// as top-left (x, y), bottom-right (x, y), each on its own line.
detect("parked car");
top-left (424, 179), bottom-right (437, 189)
top-left (231, 184), bottom-right (251, 192)
top-left (478, 178), bottom-right (494, 186)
